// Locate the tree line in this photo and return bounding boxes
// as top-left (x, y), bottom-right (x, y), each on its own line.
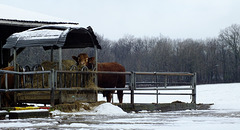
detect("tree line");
top-left (16, 24), bottom-right (240, 84)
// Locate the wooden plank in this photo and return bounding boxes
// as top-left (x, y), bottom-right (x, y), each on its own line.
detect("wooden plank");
top-left (17, 91), bottom-right (59, 104)
top-left (9, 109), bottom-right (49, 119)
top-left (16, 90), bottom-right (97, 104)
top-left (115, 103), bottom-right (211, 112)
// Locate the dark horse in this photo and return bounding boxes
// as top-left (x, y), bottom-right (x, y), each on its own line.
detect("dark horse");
top-left (72, 53), bottom-right (125, 103)
top-left (0, 66), bottom-right (16, 107)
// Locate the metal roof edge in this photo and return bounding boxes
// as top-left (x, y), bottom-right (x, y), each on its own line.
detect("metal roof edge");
top-left (0, 18), bottom-right (78, 27)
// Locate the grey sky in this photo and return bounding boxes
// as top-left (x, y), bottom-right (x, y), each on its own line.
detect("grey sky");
top-left (1, 0), bottom-right (240, 40)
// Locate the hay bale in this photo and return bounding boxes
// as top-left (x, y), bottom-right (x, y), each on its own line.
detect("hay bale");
top-left (41, 60), bottom-right (76, 71)
top-left (31, 60), bottom-right (97, 89)
top-left (22, 60), bottom-right (98, 104)
top-left (53, 101), bottom-right (106, 112)
top-left (25, 60), bottom-right (79, 88)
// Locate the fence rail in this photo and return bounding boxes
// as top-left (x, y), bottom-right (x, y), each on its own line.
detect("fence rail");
top-left (0, 69), bottom-right (196, 107)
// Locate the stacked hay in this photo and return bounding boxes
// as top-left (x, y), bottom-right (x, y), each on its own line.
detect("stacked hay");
top-left (19, 60), bottom-right (98, 104)
top-left (41, 60), bottom-right (78, 88)
top-left (53, 101), bottom-right (106, 112)
top-left (41, 60), bottom-right (76, 71)
top-left (24, 60), bottom-right (97, 89)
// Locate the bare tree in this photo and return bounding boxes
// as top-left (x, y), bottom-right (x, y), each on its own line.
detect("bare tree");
top-left (219, 24), bottom-right (240, 81)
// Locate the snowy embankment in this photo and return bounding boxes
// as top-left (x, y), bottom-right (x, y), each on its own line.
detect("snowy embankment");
top-left (97, 83), bottom-right (240, 110)
top-left (0, 83), bottom-right (240, 129)
top-left (51, 83), bottom-right (240, 116)
top-left (197, 83), bottom-right (240, 110)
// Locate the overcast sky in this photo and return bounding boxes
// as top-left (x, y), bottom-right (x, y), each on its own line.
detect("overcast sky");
top-left (1, 0), bottom-right (240, 40)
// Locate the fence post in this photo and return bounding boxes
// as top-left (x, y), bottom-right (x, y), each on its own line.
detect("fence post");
top-left (164, 75), bottom-right (167, 88)
top-left (130, 71), bottom-right (136, 105)
top-left (191, 73), bottom-right (197, 108)
top-left (0, 92), bottom-right (1, 108)
top-left (155, 72), bottom-right (159, 104)
top-left (5, 73), bottom-right (8, 89)
top-left (50, 69), bottom-right (55, 107)
top-left (0, 74), bottom-right (1, 108)
top-left (58, 47), bottom-right (62, 70)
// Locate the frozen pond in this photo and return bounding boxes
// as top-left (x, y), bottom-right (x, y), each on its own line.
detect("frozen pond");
top-left (0, 83), bottom-right (240, 129)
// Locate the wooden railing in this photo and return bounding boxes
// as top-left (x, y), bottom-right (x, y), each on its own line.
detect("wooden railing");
top-left (0, 69), bottom-right (196, 108)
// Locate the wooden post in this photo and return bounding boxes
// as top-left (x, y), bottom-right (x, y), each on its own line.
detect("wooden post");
top-left (50, 69), bottom-right (55, 107)
top-left (191, 73), bottom-right (197, 109)
top-left (94, 45), bottom-right (98, 86)
top-left (58, 47), bottom-right (62, 70)
top-left (50, 47), bottom-right (53, 62)
top-left (5, 73), bottom-right (8, 89)
top-left (0, 93), bottom-right (1, 108)
top-left (164, 75), bottom-right (167, 88)
top-left (155, 72), bottom-right (159, 104)
top-left (13, 48), bottom-right (17, 71)
top-left (94, 45), bottom-right (98, 101)
top-left (0, 41), bottom-right (3, 67)
top-left (130, 71), bottom-right (135, 105)
top-left (13, 48), bottom-right (17, 105)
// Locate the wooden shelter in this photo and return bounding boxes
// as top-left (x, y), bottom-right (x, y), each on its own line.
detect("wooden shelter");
top-left (0, 18), bottom-right (78, 68)
top-left (3, 24), bottom-right (101, 71)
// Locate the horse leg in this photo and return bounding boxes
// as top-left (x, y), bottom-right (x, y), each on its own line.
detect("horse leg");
top-left (116, 75), bottom-right (125, 103)
top-left (106, 92), bottom-right (112, 102)
top-left (117, 90), bottom-right (123, 103)
top-left (5, 92), bottom-right (13, 107)
top-left (1, 93), bottom-right (10, 107)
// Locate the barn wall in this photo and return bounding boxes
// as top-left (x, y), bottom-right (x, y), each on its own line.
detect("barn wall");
top-left (0, 19), bottom-right (78, 68)
top-left (0, 24), bottom-right (31, 68)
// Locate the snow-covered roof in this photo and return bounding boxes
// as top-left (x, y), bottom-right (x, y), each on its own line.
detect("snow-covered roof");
top-left (3, 24), bottom-right (101, 49)
top-left (0, 4), bottom-right (77, 26)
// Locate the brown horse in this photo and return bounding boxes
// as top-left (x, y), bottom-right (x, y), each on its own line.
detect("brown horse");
top-left (0, 66), bottom-right (16, 107)
top-left (72, 53), bottom-right (126, 103)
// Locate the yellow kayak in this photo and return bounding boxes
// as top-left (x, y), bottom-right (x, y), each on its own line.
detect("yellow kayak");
top-left (15, 107), bottom-right (40, 110)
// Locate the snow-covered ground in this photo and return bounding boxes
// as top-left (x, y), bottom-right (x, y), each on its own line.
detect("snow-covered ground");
top-left (0, 83), bottom-right (240, 129)
top-left (106, 83), bottom-right (240, 110)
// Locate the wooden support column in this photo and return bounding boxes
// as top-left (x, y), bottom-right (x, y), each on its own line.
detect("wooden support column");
top-left (94, 45), bottom-right (98, 101)
top-left (130, 71), bottom-right (136, 105)
top-left (50, 47), bottom-right (54, 62)
top-left (13, 48), bottom-right (17, 71)
top-left (13, 48), bottom-right (17, 106)
top-left (191, 73), bottom-right (197, 110)
top-left (58, 47), bottom-right (62, 70)
top-left (94, 45), bottom-right (98, 86)
top-left (0, 41), bottom-right (3, 68)
top-left (50, 69), bottom-right (55, 107)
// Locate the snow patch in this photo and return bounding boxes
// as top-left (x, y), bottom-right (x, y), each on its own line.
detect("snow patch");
top-left (59, 123), bottom-right (88, 128)
top-left (93, 103), bottom-right (127, 115)
top-left (50, 110), bottom-right (62, 116)
top-left (0, 122), bottom-right (53, 128)
top-left (0, 110), bottom-right (7, 113)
